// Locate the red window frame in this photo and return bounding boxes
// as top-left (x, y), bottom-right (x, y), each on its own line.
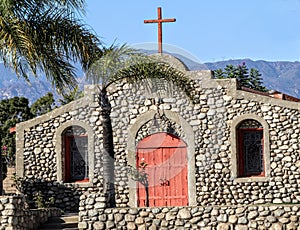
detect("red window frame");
top-left (238, 128), bottom-right (264, 177)
top-left (65, 135), bottom-right (89, 183)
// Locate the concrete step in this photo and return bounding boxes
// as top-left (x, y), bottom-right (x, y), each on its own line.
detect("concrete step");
top-left (39, 213), bottom-right (78, 230)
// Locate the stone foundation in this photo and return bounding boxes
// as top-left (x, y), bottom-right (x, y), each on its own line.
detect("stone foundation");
top-left (78, 204), bottom-right (300, 230)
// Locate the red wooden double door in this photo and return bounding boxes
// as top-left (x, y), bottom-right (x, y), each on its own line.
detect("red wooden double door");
top-left (136, 132), bottom-right (188, 207)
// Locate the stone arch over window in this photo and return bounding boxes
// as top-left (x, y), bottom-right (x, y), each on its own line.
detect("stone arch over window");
top-left (231, 114), bottom-right (270, 182)
top-left (128, 110), bottom-right (196, 207)
top-left (56, 120), bottom-right (94, 185)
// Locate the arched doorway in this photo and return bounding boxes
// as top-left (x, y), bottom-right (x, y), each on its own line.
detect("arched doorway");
top-left (136, 132), bottom-right (188, 207)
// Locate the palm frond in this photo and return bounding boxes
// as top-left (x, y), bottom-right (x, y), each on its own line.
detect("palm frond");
top-left (10, 0), bottom-right (86, 19)
top-left (31, 11), bottom-right (101, 69)
top-left (115, 60), bottom-right (196, 102)
top-left (86, 44), bottom-right (138, 86)
top-left (0, 1), bottom-right (101, 91)
top-left (86, 44), bottom-right (197, 102)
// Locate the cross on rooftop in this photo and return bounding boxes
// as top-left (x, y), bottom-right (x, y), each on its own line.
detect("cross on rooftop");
top-left (144, 7), bottom-right (176, 53)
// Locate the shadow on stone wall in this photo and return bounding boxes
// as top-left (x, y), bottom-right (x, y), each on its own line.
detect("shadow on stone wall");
top-left (15, 177), bottom-right (84, 212)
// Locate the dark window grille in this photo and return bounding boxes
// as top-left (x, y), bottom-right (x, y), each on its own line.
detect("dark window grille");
top-left (238, 119), bottom-right (264, 177)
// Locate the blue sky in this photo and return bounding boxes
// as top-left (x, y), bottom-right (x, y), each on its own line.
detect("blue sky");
top-left (85, 0), bottom-right (300, 63)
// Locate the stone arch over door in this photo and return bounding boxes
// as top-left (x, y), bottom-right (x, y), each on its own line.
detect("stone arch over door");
top-left (56, 120), bottom-right (94, 185)
top-left (128, 110), bottom-right (196, 207)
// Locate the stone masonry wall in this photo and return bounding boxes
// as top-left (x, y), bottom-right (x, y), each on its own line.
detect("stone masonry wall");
top-left (78, 196), bottom-right (300, 230)
top-left (0, 195), bottom-right (61, 230)
top-left (111, 78), bottom-right (300, 207)
top-left (195, 89), bottom-right (300, 206)
top-left (19, 105), bottom-right (98, 212)
top-left (16, 55), bottom-right (300, 214)
top-left (16, 90), bottom-right (105, 212)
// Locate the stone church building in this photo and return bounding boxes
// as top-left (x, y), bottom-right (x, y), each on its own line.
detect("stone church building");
top-left (15, 55), bottom-right (300, 228)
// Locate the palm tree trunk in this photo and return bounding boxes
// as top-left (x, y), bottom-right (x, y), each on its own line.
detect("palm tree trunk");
top-left (145, 183), bottom-right (149, 207)
top-left (100, 89), bottom-right (116, 207)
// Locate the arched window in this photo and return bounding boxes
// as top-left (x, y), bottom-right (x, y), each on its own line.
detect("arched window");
top-left (63, 126), bottom-right (89, 182)
top-left (237, 119), bottom-right (264, 177)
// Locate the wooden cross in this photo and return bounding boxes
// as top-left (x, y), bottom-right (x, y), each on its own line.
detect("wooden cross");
top-left (144, 7), bottom-right (176, 53)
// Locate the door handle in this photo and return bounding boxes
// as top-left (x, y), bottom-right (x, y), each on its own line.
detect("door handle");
top-left (160, 178), bottom-right (169, 186)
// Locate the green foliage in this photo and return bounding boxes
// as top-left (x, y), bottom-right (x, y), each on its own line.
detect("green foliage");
top-left (214, 62), bottom-right (267, 92)
top-left (249, 68), bottom-right (266, 91)
top-left (128, 161), bottom-right (149, 207)
top-left (0, 97), bottom-right (33, 174)
top-left (0, 92), bottom-right (57, 171)
top-left (12, 173), bottom-right (25, 194)
top-left (33, 191), bottom-right (55, 208)
top-left (0, 97), bottom-right (32, 124)
top-left (128, 161), bottom-right (149, 187)
top-left (30, 92), bottom-right (55, 116)
top-left (0, 0), bottom-right (102, 91)
top-left (58, 85), bottom-right (84, 105)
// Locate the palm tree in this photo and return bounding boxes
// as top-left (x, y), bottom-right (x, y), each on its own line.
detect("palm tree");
top-left (58, 85), bottom-right (84, 105)
top-left (86, 44), bottom-right (196, 207)
top-left (0, 0), bottom-right (101, 91)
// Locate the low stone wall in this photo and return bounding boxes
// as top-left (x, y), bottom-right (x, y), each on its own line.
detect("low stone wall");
top-left (78, 203), bottom-right (300, 229)
top-left (0, 195), bottom-right (61, 230)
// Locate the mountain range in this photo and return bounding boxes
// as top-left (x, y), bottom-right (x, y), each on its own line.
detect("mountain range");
top-left (0, 57), bottom-right (300, 103)
top-left (204, 59), bottom-right (300, 98)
